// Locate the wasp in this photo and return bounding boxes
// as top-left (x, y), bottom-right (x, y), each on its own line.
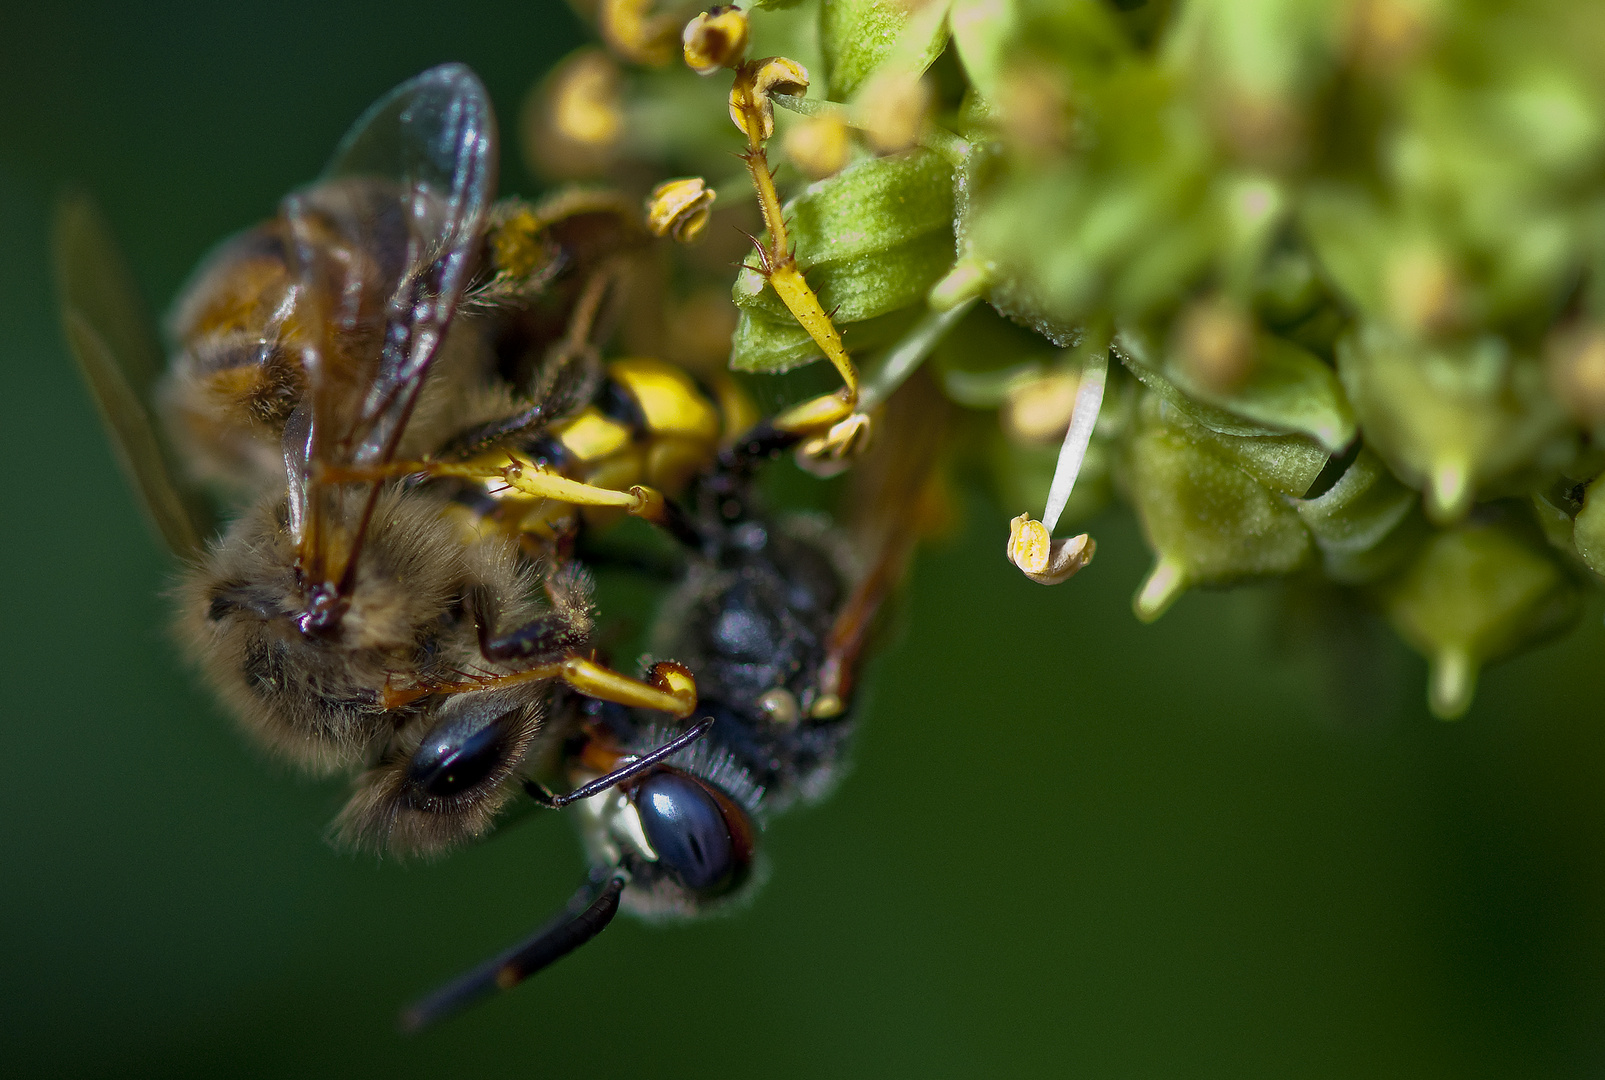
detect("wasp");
top-left (397, 369), bottom-right (948, 1029)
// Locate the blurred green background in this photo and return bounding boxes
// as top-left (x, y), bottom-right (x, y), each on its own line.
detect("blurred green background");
top-left (5, 2), bottom-right (1605, 1075)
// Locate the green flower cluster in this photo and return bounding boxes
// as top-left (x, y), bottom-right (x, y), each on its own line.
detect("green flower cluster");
top-left (538, 0), bottom-right (1605, 718)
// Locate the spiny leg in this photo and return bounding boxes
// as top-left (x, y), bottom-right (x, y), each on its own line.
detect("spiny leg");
top-left (720, 55), bottom-right (867, 460)
top-left (383, 657), bottom-right (696, 718)
top-left (319, 456), bottom-right (670, 518)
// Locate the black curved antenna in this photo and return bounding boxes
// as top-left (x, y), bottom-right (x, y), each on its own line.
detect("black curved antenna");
top-left (399, 868), bottom-right (629, 1033)
top-left (523, 717), bottom-right (714, 809)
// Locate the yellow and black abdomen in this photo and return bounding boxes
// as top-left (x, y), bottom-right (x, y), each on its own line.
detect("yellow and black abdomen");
top-left (447, 357), bottom-right (755, 541)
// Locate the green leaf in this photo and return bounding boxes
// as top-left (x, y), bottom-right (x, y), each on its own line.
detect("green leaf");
top-left (736, 229), bottom-right (954, 324)
top-left (790, 148), bottom-right (955, 265)
top-left (949, 0), bottom-right (1014, 101)
top-left (1116, 333), bottom-right (1285, 439)
top-left (820, 0), bottom-right (949, 100)
top-left (731, 150), bottom-right (956, 372)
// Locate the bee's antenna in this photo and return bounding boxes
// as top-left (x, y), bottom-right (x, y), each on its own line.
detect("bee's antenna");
top-left (398, 867), bottom-right (631, 1034)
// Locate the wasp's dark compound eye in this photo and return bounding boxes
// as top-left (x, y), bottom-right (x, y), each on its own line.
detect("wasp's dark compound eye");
top-left (637, 771), bottom-right (736, 892)
top-left (407, 707), bottom-right (523, 800)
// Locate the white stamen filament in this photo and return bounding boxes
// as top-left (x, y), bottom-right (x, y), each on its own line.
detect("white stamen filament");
top-left (1041, 347), bottom-right (1108, 533)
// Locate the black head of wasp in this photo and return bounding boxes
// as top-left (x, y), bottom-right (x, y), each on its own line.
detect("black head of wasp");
top-left (54, 61), bottom-right (941, 1029)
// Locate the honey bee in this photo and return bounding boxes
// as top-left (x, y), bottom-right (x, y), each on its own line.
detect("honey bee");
top-left (54, 64), bottom-right (709, 857)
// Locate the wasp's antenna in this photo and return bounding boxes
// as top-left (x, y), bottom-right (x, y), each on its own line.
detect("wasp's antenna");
top-left (523, 717), bottom-right (714, 808)
top-left (399, 868), bottom-right (630, 1033)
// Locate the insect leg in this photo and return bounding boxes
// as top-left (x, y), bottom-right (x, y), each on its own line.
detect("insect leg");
top-left (398, 867), bottom-right (630, 1033)
top-left (383, 658), bottom-right (696, 718)
top-left (318, 457), bottom-right (675, 521)
top-left (810, 556), bottom-right (899, 720)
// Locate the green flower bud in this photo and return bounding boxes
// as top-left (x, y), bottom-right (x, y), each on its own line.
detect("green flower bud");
top-left (1125, 396), bottom-right (1312, 622)
top-left (1168, 331), bottom-right (1357, 455)
top-left (1120, 345), bottom-right (1331, 496)
top-left (1570, 477), bottom-right (1605, 578)
top-left (1379, 525), bottom-right (1578, 719)
top-left (1336, 325), bottom-right (1570, 524)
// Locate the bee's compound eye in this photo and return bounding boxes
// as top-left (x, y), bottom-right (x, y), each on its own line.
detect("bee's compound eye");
top-left (406, 707), bottom-right (524, 800)
top-left (637, 772), bottom-right (737, 893)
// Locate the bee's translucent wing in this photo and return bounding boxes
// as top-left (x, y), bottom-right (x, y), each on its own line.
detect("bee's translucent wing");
top-left (52, 192), bottom-right (211, 559)
top-left (286, 62), bottom-right (498, 475)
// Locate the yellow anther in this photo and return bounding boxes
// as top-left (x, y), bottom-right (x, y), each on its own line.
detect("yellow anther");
top-left (1007, 515), bottom-right (1095, 586)
top-left (599, 0), bottom-right (681, 67)
top-left (1385, 243), bottom-right (1462, 338)
top-left (1176, 294), bottom-right (1256, 395)
top-left (1546, 320), bottom-right (1605, 425)
top-left (1001, 371), bottom-right (1080, 446)
top-left (757, 687), bottom-right (800, 728)
top-left (552, 54), bottom-right (623, 146)
top-left (855, 69), bottom-right (932, 155)
top-left (523, 49), bottom-right (624, 180)
top-left (784, 113), bottom-right (851, 180)
top-left (683, 6), bottom-right (750, 75)
top-left (808, 693), bottom-right (844, 720)
top-left (773, 389), bottom-right (855, 436)
top-left (729, 56), bottom-right (810, 143)
top-left (646, 177), bottom-right (716, 242)
top-left (797, 412), bottom-right (873, 476)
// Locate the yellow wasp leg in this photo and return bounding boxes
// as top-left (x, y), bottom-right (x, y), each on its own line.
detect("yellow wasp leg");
top-left (384, 658), bottom-right (697, 719)
top-left (319, 458), bottom-right (668, 521)
top-left (499, 462), bottom-right (648, 510)
top-left (562, 658), bottom-right (697, 718)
